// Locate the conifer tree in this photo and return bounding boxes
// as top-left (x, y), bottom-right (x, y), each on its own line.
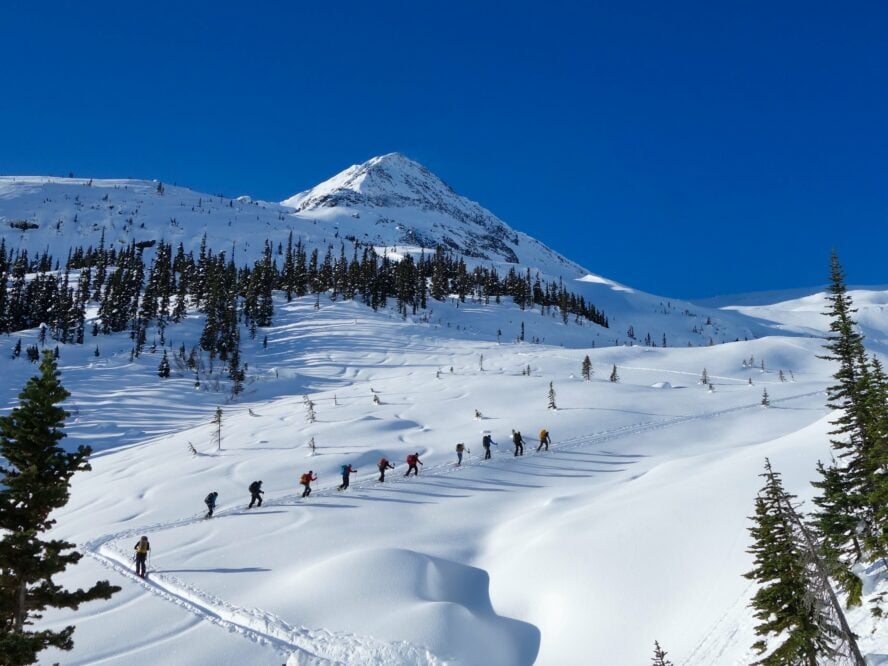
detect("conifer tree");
top-left (0, 352), bottom-right (119, 664)
top-left (761, 388), bottom-right (770, 407)
top-left (700, 368), bottom-right (708, 385)
top-left (303, 395), bottom-right (317, 423)
top-left (581, 355), bottom-right (592, 381)
top-left (650, 640), bottom-right (673, 666)
top-left (609, 364), bottom-right (619, 383)
top-left (157, 350), bottom-right (171, 378)
top-left (547, 382), bottom-right (557, 410)
top-left (812, 252), bottom-right (883, 575)
top-left (745, 459), bottom-right (845, 664)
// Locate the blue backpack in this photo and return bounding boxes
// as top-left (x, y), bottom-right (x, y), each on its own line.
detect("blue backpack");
top-left (340, 464), bottom-right (350, 475)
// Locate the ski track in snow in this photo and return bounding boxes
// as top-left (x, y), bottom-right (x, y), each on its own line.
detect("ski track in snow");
top-left (85, 541), bottom-right (448, 666)
top-left (80, 389), bottom-right (821, 664)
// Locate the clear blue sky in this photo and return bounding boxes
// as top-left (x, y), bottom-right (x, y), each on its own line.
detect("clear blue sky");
top-left (1, 1), bottom-right (885, 298)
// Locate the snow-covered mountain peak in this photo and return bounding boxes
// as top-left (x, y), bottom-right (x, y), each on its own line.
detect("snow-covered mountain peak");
top-left (282, 152), bottom-right (458, 212)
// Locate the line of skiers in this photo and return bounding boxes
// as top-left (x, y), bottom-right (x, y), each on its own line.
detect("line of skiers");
top-left (198, 430), bottom-right (551, 519)
top-left (145, 429), bottom-right (552, 578)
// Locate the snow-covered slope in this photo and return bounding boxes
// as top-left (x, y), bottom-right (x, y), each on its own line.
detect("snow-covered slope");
top-left (2, 295), bottom-right (880, 665)
top-left (3, 157), bottom-right (888, 664)
top-left (719, 288), bottom-right (888, 353)
top-left (0, 156), bottom-right (824, 350)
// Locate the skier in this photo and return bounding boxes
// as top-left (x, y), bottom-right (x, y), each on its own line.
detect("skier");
top-left (248, 480), bottom-right (264, 508)
top-left (482, 433), bottom-right (495, 459)
top-left (455, 442), bottom-right (470, 466)
top-left (133, 536), bottom-right (150, 578)
top-left (512, 430), bottom-right (525, 457)
top-left (338, 464), bottom-right (357, 491)
top-left (482, 433), bottom-right (496, 459)
top-left (204, 491), bottom-right (218, 518)
top-left (377, 457), bottom-right (395, 482)
top-left (405, 452), bottom-right (423, 477)
top-left (300, 471), bottom-right (317, 498)
top-left (537, 428), bottom-right (551, 452)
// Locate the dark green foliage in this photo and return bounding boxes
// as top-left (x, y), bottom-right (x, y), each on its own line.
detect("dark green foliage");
top-left (158, 350), bottom-right (171, 378)
top-left (745, 459), bottom-right (843, 664)
top-left (547, 382), bottom-right (557, 410)
top-left (0, 352), bottom-right (119, 664)
top-left (581, 355), bottom-right (591, 381)
top-left (813, 251), bottom-right (888, 594)
top-left (609, 364), bottom-right (619, 383)
top-left (810, 460), bottom-right (863, 603)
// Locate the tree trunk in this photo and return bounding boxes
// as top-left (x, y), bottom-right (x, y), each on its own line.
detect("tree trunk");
top-left (15, 581), bottom-right (26, 631)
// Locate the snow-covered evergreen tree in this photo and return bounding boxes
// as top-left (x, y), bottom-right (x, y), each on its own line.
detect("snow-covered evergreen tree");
top-left (745, 459), bottom-right (847, 664)
top-left (0, 352), bottom-right (120, 663)
top-left (158, 350), bottom-right (171, 378)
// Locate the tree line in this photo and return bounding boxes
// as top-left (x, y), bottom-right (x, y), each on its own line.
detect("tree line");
top-left (0, 233), bottom-right (608, 348)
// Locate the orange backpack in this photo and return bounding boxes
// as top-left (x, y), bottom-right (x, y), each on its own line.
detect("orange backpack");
top-left (300, 473), bottom-right (311, 485)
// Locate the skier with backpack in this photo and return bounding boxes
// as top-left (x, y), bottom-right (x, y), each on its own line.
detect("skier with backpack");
top-left (300, 471), bottom-right (317, 498)
top-left (405, 452), bottom-right (423, 477)
top-left (377, 457), bottom-right (395, 482)
top-left (248, 480), bottom-right (264, 508)
top-left (537, 428), bottom-right (551, 452)
top-left (455, 442), bottom-right (470, 466)
top-left (204, 491), bottom-right (218, 518)
top-left (133, 536), bottom-right (150, 578)
top-left (338, 464), bottom-right (357, 491)
top-left (482, 433), bottom-right (496, 460)
top-left (512, 430), bottom-right (525, 457)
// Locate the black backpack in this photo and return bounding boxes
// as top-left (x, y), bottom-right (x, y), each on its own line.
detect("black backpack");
top-left (249, 481), bottom-right (260, 494)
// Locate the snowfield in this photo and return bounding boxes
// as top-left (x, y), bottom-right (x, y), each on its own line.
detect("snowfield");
top-left (0, 157), bottom-right (886, 664)
top-left (0, 293), bottom-right (877, 665)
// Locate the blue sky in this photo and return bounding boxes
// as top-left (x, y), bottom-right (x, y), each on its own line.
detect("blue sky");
top-left (1, 1), bottom-right (885, 298)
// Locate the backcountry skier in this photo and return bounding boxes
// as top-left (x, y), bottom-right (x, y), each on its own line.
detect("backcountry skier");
top-left (133, 536), bottom-right (150, 578)
top-left (377, 457), bottom-right (395, 482)
top-left (300, 471), bottom-right (317, 498)
top-left (204, 491), bottom-right (218, 518)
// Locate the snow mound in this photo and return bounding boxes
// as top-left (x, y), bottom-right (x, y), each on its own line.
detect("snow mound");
top-left (651, 381), bottom-right (673, 389)
top-left (285, 547), bottom-right (539, 666)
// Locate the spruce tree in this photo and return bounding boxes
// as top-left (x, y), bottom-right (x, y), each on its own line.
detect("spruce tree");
top-left (609, 364), bottom-right (619, 383)
top-left (157, 350), bottom-right (171, 378)
top-left (761, 388), bottom-right (770, 407)
top-left (0, 352), bottom-right (119, 664)
top-left (547, 382), bottom-right (557, 410)
top-left (650, 640), bottom-right (673, 666)
top-left (581, 355), bottom-right (591, 381)
top-left (745, 459), bottom-right (846, 665)
top-left (813, 252), bottom-right (883, 575)
top-left (303, 395), bottom-right (317, 423)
